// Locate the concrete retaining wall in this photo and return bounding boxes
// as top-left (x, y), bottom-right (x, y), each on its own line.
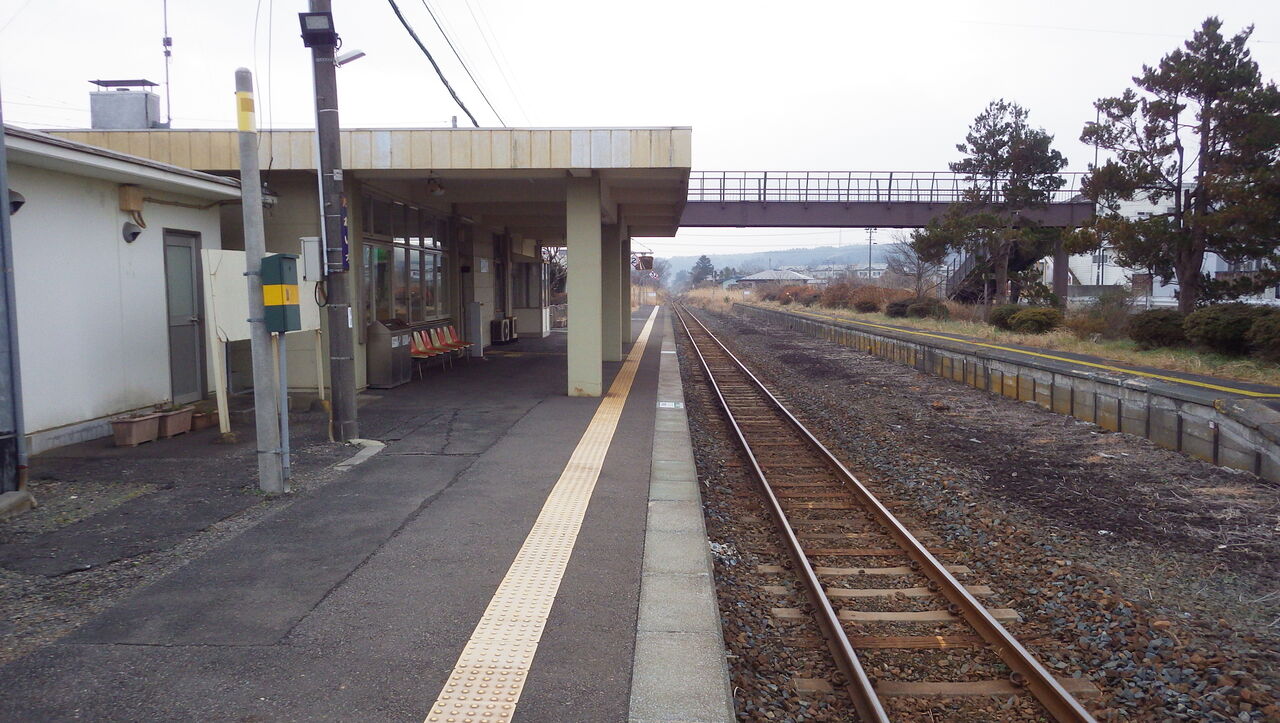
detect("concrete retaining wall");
top-left (736, 303), bottom-right (1280, 483)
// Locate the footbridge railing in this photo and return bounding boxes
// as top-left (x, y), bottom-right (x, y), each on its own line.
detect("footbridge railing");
top-left (681, 171), bottom-right (1094, 228)
top-left (686, 171), bottom-right (1086, 205)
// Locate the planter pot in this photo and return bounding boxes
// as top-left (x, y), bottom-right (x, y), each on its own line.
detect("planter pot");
top-left (191, 411), bottom-right (219, 431)
top-left (111, 414), bottom-right (161, 447)
top-left (158, 406), bottom-right (195, 438)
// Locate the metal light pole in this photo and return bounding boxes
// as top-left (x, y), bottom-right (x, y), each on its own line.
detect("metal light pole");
top-left (865, 227), bottom-right (876, 281)
top-left (235, 69), bottom-right (285, 494)
top-left (301, 2), bottom-right (358, 442)
top-left (0, 86), bottom-right (28, 494)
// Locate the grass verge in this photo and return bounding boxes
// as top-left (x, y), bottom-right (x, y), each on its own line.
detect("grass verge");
top-left (683, 287), bottom-right (1280, 387)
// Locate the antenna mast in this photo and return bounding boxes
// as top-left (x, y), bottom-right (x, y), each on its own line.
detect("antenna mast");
top-left (162, 0), bottom-right (172, 126)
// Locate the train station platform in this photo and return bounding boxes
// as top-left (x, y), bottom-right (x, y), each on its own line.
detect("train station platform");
top-left (0, 306), bottom-right (734, 723)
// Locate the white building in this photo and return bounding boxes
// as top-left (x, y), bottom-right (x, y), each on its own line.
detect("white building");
top-left (4, 126), bottom-right (240, 452)
top-left (736, 269), bottom-right (819, 286)
top-left (1044, 194), bottom-right (1280, 307)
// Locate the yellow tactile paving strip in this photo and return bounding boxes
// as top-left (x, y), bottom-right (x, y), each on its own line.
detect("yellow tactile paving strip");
top-left (425, 307), bottom-right (661, 723)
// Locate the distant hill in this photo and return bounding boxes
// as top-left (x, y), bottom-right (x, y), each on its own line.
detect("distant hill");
top-left (663, 244), bottom-right (889, 277)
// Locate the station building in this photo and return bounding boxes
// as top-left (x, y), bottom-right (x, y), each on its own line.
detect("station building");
top-left (3, 125), bottom-right (240, 452)
top-left (47, 124), bottom-right (689, 401)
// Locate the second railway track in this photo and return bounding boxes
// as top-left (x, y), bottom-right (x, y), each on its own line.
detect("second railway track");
top-left (674, 303), bottom-right (1100, 722)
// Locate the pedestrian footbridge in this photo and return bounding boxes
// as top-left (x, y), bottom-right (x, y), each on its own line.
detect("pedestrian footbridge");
top-left (679, 171), bottom-right (1095, 228)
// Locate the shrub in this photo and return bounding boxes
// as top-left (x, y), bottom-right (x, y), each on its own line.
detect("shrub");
top-left (1009, 307), bottom-right (1063, 334)
top-left (853, 299), bottom-right (879, 313)
top-left (989, 304), bottom-right (1023, 330)
top-left (774, 284), bottom-right (819, 306)
top-left (1073, 288), bottom-right (1133, 340)
top-left (1247, 313), bottom-right (1280, 362)
top-left (1127, 309), bottom-right (1186, 349)
top-left (1184, 303), bottom-right (1275, 355)
top-left (1063, 313), bottom-right (1109, 341)
top-left (885, 299), bottom-right (912, 318)
top-left (820, 282), bottom-right (855, 309)
top-left (850, 285), bottom-right (913, 310)
top-left (946, 303), bottom-right (986, 324)
top-left (907, 298), bottom-right (949, 319)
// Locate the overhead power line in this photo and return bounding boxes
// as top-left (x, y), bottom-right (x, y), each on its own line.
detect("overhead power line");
top-left (419, 0), bottom-right (505, 126)
top-left (386, 0), bottom-right (479, 128)
top-left (462, 0), bottom-right (531, 124)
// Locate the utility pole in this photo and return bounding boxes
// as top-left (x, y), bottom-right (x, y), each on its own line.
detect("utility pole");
top-left (236, 69), bottom-right (285, 494)
top-left (303, 0), bottom-right (358, 442)
top-left (866, 227), bottom-right (876, 281)
top-left (0, 86), bottom-right (28, 494)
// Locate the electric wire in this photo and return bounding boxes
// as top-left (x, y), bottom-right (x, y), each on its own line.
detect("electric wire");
top-left (386, 0), bottom-right (479, 127)
top-left (0, 0), bottom-right (35, 34)
top-left (462, 0), bottom-right (531, 124)
top-left (419, 0), bottom-right (505, 126)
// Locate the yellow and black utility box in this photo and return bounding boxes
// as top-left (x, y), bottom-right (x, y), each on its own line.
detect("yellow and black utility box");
top-left (261, 253), bottom-right (301, 333)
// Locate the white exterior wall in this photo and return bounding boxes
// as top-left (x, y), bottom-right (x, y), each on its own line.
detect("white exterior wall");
top-left (8, 163), bottom-right (223, 452)
top-left (1045, 193), bottom-right (1280, 306)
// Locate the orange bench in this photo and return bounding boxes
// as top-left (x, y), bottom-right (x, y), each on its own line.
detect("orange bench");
top-left (410, 325), bottom-right (474, 378)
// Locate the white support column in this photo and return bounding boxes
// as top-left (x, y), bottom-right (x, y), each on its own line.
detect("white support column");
top-left (601, 223), bottom-right (623, 362)
top-left (621, 231), bottom-right (632, 345)
top-left (566, 176), bottom-right (603, 396)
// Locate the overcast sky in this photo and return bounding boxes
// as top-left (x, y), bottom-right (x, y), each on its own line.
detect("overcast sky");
top-left (2, 1), bottom-right (1277, 257)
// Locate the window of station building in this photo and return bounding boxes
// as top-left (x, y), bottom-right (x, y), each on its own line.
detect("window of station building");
top-left (513, 262), bottom-right (547, 308)
top-left (362, 193), bottom-right (447, 325)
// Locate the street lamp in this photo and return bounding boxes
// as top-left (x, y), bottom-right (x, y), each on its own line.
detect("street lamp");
top-left (298, 12), bottom-right (338, 47)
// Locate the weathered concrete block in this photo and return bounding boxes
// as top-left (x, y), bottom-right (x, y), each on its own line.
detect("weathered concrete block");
top-left (1033, 375), bottom-right (1053, 409)
top-left (1073, 386), bottom-right (1097, 424)
top-left (1120, 399), bottom-right (1148, 436)
top-left (1261, 448), bottom-right (1280, 484)
top-left (1096, 395), bottom-right (1121, 432)
top-left (1149, 407), bottom-right (1180, 450)
top-left (1002, 371), bottom-right (1019, 399)
top-left (1180, 420), bottom-right (1215, 463)
top-left (1051, 380), bottom-right (1072, 415)
top-left (1018, 373), bottom-right (1036, 403)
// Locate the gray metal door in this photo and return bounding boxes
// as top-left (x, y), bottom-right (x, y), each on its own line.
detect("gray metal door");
top-left (163, 231), bottom-right (205, 405)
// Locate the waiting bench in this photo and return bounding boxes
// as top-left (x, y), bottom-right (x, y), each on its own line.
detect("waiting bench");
top-left (410, 324), bottom-right (473, 378)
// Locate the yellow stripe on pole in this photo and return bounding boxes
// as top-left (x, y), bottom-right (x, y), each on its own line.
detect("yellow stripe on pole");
top-left (424, 306), bottom-right (660, 723)
top-left (236, 91), bottom-right (255, 132)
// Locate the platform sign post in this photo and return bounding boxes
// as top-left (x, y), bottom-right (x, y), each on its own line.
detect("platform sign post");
top-left (262, 253), bottom-right (300, 481)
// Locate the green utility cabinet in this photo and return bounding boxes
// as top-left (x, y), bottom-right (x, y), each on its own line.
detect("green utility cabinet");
top-left (261, 253), bottom-right (301, 333)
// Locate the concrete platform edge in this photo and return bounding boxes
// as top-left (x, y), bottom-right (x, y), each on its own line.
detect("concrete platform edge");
top-left (629, 310), bottom-right (735, 723)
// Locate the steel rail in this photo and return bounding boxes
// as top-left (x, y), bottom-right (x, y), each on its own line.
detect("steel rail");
top-left (673, 303), bottom-right (1097, 723)
top-left (673, 305), bottom-right (890, 723)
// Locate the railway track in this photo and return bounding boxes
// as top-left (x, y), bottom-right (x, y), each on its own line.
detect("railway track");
top-left (673, 304), bottom-right (1099, 722)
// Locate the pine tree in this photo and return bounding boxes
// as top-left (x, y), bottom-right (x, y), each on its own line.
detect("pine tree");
top-left (913, 100), bottom-right (1067, 303)
top-left (1076, 17), bottom-right (1280, 312)
top-left (690, 255), bottom-right (716, 285)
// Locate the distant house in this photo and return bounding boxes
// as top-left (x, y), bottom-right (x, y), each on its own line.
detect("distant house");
top-left (1042, 192), bottom-right (1280, 307)
top-left (736, 269), bottom-right (819, 286)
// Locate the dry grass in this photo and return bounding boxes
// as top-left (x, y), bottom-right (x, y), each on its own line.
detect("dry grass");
top-left (686, 288), bottom-right (1280, 386)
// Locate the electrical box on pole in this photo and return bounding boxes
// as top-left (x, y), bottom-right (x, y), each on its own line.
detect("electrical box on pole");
top-left (261, 254), bottom-right (301, 333)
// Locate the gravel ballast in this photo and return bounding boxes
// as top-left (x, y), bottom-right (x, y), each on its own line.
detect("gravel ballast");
top-left (680, 304), bottom-right (1280, 721)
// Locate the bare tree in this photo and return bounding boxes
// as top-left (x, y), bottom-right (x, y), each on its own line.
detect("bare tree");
top-left (884, 231), bottom-right (944, 298)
